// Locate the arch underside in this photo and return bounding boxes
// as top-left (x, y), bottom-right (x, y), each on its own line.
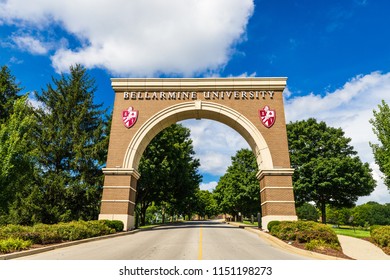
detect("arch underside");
top-left (123, 101), bottom-right (274, 172)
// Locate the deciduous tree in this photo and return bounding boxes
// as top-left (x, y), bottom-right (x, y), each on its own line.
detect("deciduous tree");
top-left (370, 100), bottom-right (390, 189)
top-left (136, 124), bottom-right (201, 226)
top-left (214, 148), bottom-right (260, 219)
top-left (0, 95), bottom-right (37, 223)
top-left (287, 118), bottom-right (376, 223)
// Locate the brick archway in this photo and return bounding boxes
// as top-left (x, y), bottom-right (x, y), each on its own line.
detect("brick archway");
top-left (99, 78), bottom-right (297, 230)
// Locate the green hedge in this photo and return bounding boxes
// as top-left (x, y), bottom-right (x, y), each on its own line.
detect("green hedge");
top-left (267, 220), bottom-right (281, 232)
top-left (101, 220), bottom-right (124, 232)
top-left (0, 220), bottom-right (124, 249)
top-left (269, 221), bottom-right (340, 251)
top-left (371, 225), bottom-right (390, 252)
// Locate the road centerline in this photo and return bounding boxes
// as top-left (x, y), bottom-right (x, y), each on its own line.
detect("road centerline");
top-left (198, 225), bottom-right (203, 260)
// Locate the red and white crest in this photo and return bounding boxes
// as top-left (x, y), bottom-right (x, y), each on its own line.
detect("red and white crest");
top-left (122, 107), bottom-right (138, 128)
top-left (259, 105), bottom-right (276, 128)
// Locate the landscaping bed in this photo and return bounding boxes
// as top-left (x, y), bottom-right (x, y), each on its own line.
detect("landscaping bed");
top-left (0, 220), bottom-right (124, 254)
top-left (268, 220), bottom-right (351, 258)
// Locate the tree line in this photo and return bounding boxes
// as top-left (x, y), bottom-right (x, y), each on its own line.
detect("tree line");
top-left (0, 65), bottom-right (109, 225)
top-left (297, 201), bottom-right (390, 227)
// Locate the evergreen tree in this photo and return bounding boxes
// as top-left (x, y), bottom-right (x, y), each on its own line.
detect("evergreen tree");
top-left (287, 118), bottom-right (376, 223)
top-left (0, 65), bottom-right (22, 123)
top-left (33, 64), bottom-right (109, 223)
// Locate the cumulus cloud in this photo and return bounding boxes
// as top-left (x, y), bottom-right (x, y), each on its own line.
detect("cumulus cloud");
top-left (200, 181), bottom-right (218, 192)
top-left (180, 119), bottom-right (249, 176)
top-left (11, 35), bottom-right (49, 55)
top-left (285, 71), bottom-right (390, 204)
top-left (0, 0), bottom-right (254, 76)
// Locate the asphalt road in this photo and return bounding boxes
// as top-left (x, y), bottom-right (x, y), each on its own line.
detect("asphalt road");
top-left (17, 221), bottom-right (310, 260)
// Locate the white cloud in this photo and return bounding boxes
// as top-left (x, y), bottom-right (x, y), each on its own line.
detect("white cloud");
top-left (285, 71), bottom-right (390, 204)
top-left (11, 35), bottom-right (49, 55)
top-left (0, 0), bottom-right (254, 76)
top-left (200, 181), bottom-right (218, 192)
top-left (180, 119), bottom-right (249, 176)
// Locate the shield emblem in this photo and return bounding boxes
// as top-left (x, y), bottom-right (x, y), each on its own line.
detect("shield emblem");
top-left (122, 107), bottom-right (138, 128)
top-left (259, 105), bottom-right (276, 128)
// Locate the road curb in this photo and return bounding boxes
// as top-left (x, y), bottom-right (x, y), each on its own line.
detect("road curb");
top-left (227, 222), bottom-right (347, 260)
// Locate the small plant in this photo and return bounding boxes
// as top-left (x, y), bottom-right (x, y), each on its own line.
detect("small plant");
top-left (0, 238), bottom-right (32, 253)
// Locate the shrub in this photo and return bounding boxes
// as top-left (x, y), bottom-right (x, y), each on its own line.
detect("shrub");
top-left (31, 224), bottom-right (62, 244)
top-left (0, 238), bottom-right (32, 253)
top-left (0, 224), bottom-right (29, 239)
top-left (295, 222), bottom-right (339, 245)
top-left (267, 220), bottom-right (280, 232)
top-left (0, 220), bottom-right (116, 247)
top-left (269, 220), bottom-right (340, 250)
top-left (371, 226), bottom-right (390, 248)
top-left (269, 221), bottom-right (298, 240)
top-left (304, 239), bottom-right (339, 251)
top-left (54, 220), bottom-right (114, 241)
top-left (102, 220), bottom-right (124, 232)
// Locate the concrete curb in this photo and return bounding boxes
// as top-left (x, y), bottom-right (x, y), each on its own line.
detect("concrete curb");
top-left (0, 228), bottom-right (143, 260)
top-left (227, 222), bottom-right (347, 260)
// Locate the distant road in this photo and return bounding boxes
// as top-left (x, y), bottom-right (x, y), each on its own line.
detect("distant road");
top-left (17, 221), bottom-right (310, 260)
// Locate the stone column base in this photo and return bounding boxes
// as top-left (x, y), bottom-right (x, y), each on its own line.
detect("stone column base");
top-left (99, 214), bottom-right (135, 231)
top-left (262, 215), bottom-right (298, 231)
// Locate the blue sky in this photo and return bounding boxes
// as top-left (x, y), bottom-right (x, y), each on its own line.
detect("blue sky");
top-left (1, 0), bottom-right (389, 204)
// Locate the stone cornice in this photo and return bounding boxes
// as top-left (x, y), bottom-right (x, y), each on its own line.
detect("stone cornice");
top-left (256, 168), bottom-right (295, 180)
top-left (102, 168), bottom-right (141, 179)
top-left (111, 77), bottom-right (287, 91)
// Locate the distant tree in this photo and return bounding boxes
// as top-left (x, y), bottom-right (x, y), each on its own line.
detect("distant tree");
top-left (370, 100), bottom-right (390, 189)
top-left (0, 65), bottom-right (22, 123)
top-left (214, 149), bottom-right (260, 218)
top-left (287, 118), bottom-right (376, 224)
top-left (136, 124), bottom-right (201, 226)
top-left (296, 203), bottom-right (319, 221)
top-left (32, 64), bottom-right (109, 223)
top-left (326, 206), bottom-right (351, 227)
top-left (194, 190), bottom-right (218, 220)
top-left (352, 202), bottom-right (390, 226)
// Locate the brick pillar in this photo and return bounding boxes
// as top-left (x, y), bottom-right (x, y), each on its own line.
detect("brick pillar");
top-left (257, 169), bottom-right (298, 230)
top-left (98, 168), bottom-right (140, 230)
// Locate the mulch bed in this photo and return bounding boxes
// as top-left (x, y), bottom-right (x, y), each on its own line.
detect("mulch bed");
top-left (288, 240), bottom-right (354, 259)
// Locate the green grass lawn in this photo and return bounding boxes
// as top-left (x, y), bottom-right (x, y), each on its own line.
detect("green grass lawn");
top-left (330, 226), bottom-right (371, 239)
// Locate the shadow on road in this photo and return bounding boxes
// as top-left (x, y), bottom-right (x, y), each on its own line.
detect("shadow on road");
top-left (147, 221), bottom-right (243, 231)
